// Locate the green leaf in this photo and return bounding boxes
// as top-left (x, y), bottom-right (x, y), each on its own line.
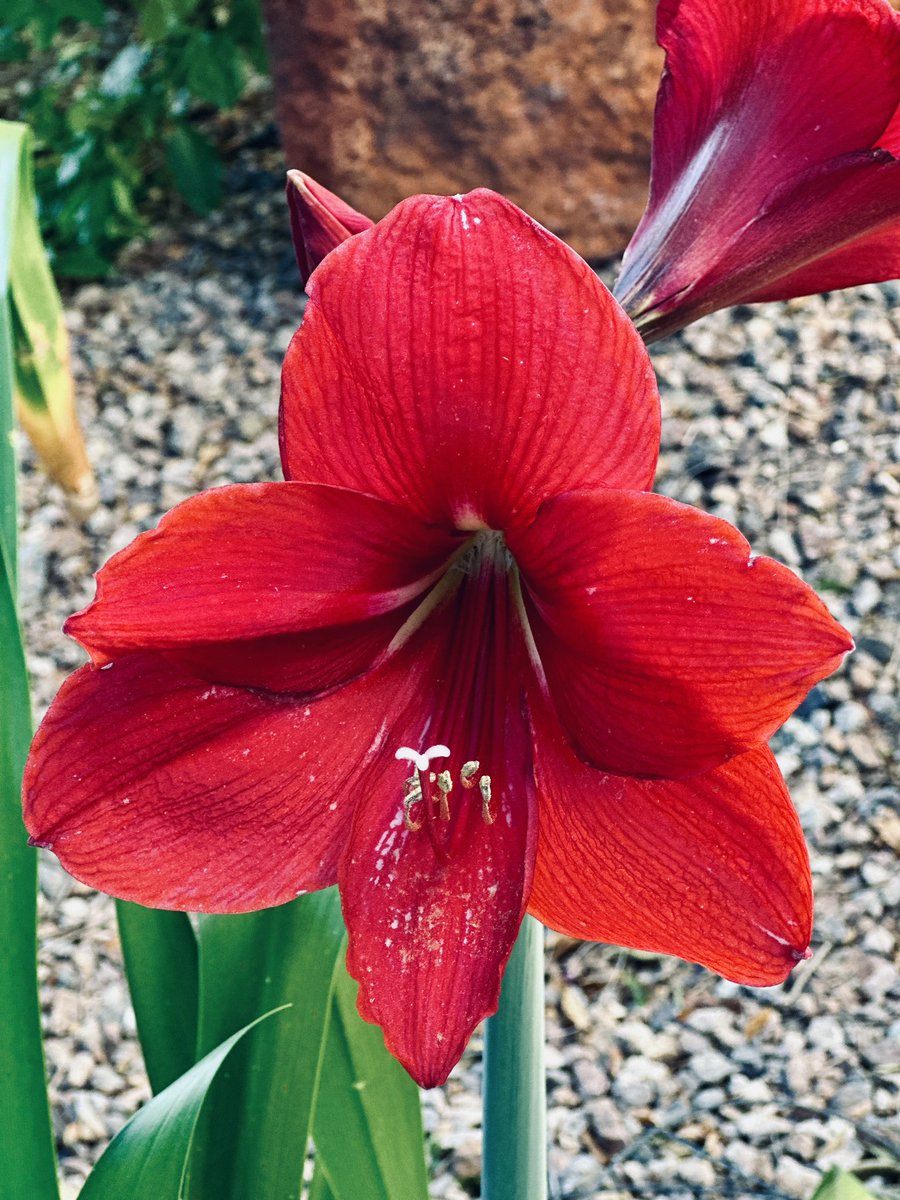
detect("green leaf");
top-left (117, 903), bottom-right (200, 1095)
top-left (313, 961), bottom-right (429, 1200)
top-left (482, 916), bottom-right (547, 1200)
top-left (226, 0), bottom-right (268, 73)
top-left (165, 125), bottom-right (221, 215)
top-left (308, 1162), bottom-right (337, 1200)
top-left (184, 30), bottom-right (245, 109)
top-left (187, 889), bottom-right (346, 1200)
top-left (810, 1169), bottom-right (881, 1200)
top-left (0, 29), bottom-right (29, 62)
top-left (137, 0), bottom-right (202, 42)
top-left (0, 119), bottom-right (60, 1200)
top-left (6, 121), bottom-right (96, 505)
top-left (78, 1008), bottom-right (286, 1200)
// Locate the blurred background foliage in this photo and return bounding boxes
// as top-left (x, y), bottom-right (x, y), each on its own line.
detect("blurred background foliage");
top-left (0, 0), bottom-right (268, 277)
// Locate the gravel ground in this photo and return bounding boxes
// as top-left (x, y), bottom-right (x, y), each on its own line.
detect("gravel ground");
top-left (18, 139), bottom-right (900, 1200)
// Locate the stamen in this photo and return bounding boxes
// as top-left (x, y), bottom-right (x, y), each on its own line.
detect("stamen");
top-left (402, 776), bottom-right (423, 831)
top-left (395, 747), bottom-right (495, 831)
top-left (434, 770), bottom-right (453, 820)
top-left (479, 775), bottom-right (494, 825)
top-left (460, 761), bottom-right (480, 788)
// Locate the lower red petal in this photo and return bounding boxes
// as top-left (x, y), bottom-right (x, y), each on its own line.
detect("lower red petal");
top-left (23, 644), bottom-right (445, 912)
top-left (339, 536), bottom-right (538, 1087)
top-left (529, 700), bottom-right (812, 986)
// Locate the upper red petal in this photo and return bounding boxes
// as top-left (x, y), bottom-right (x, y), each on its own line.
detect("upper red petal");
top-left (511, 489), bottom-right (853, 778)
top-left (66, 482), bottom-right (461, 672)
top-left (652, 0), bottom-right (900, 199)
top-left (280, 190), bottom-right (659, 529)
top-left (528, 700), bottom-right (812, 986)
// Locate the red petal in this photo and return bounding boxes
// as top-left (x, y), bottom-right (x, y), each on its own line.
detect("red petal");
top-left (652, 0), bottom-right (900, 199)
top-left (617, 0), bottom-right (900, 335)
top-left (340, 532), bottom-right (538, 1088)
top-left (879, 101), bottom-right (900, 155)
top-left (528, 703), bottom-right (812, 985)
top-left (742, 153), bottom-right (900, 302)
top-left (511, 489), bottom-right (852, 778)
top-left (280, 190), bottom-right (659, 529)
top-left (22, 623), bottom-right (459, 911)
top-left (167, 603), bottom-right (421, 694)
top-left (341, 707), bottom-right (535, 1087)
top-left (287, 169), bottom-right (374, 288)
top-left (67, 482), bottom-right (461, 670)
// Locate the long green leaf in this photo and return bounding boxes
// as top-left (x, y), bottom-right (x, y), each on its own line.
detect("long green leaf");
top-left (0, 120), bottom-right (60, 1200)
top-left (1, 119), bottom-right (95, 512)
top-left (313, 961), bottom-right (429, 1200)
top-left (482, 915), bottom-right (547, 1200)
top-left (116, 902), bottom-right (199, 1094)
top-left (78, 1008), bottom-right (286, 1200)
top-left (811, 1169), bottom-right (881, 1200)
top-left (307, 1162), bottom-right (337, 1200)
top-left (0, 121), bottom-right (24, 563)
top-left (187, 889), bottom-right (346, 1200)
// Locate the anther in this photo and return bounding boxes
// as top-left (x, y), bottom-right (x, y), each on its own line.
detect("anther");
top-left (479, 775), bottom-right (494, 825)
top-left (460, 761), bottom-right (480, 788)
top-left (435, 770), bottom-right (453, 820)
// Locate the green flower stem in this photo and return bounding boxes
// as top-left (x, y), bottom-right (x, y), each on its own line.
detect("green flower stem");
top-left (482, 915), bottom-right (547, 1200)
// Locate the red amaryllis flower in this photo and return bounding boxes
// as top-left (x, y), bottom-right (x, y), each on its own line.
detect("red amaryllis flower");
top-left (286, 169), bottom-right (374, 287)
top-left (24, 191), bottom-right (851, 1087)
top-left (614, 0), bottom-right (900, 342)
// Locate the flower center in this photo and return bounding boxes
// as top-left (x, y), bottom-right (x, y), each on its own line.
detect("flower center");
top-left (395, 746), bottom-right (495, 831)
top-left (387, 531), bottom-right (526, 859)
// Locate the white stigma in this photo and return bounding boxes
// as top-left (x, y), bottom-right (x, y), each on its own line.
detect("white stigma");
top-left (394, 744), bottom-right (451, 773)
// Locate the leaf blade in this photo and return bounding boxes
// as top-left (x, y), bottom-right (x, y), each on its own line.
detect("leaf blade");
top-left (116, 902), bottom-right (200, 1095)
top-left (313, 961), bottom-right (429, 1200)
top-left (187, 889), bottom-right (346, 1200)
top-left (78, 1008), bottom-right (287, 1200)
top-left (0, 118), bottom-right (60, 1200)
top-left (811, 1168), bottom-right (881, 1200)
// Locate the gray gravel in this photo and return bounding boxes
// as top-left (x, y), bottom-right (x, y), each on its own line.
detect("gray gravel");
top-left (18, 140), bottom-right (899, 1199)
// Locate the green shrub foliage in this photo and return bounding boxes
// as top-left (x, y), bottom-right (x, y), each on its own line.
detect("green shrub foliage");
top-left (1, 0), bottom-right (267, 276)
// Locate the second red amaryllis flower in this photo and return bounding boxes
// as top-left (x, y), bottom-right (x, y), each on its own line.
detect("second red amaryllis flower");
top-left (24, 190), bottom-right (851, 1087)
top-left (615, 0), bottom-right (900, 341)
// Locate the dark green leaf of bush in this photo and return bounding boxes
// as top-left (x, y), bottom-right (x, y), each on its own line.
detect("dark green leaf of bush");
top-left (185, 30), bottom-right (245, 109)
top-left (166, 125), bottom-right (221, 215)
